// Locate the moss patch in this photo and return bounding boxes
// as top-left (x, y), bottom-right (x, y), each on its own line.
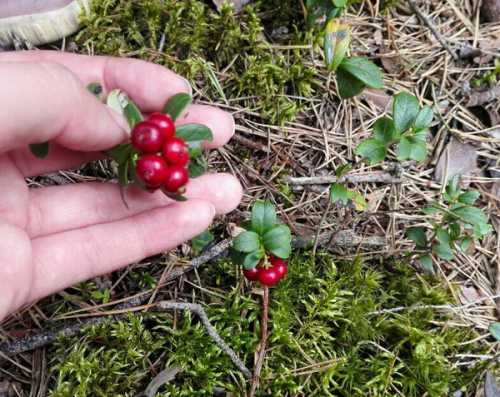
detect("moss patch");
top-left (48, 253), bottom-right (490, 396)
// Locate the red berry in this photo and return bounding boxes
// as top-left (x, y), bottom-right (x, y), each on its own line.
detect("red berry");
top-left (135, 154), bottom-right (168, 188)
top-left (243, 267), bottom-right (260, 281)
top-left (163, 137), bottom-right (189, 166)
top-left (258, 267), bottom-right (280, 287)
top-left (148, 113), bottom-right (175, 140)
top-left (131, 121), bottom-right (165, 153)
top-left (270, 257), bottom-right (288, 280)
top-left (163, 165), bottom-right (189, 192)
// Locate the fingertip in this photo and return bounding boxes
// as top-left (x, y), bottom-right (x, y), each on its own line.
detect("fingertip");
top-left (177, 104), bottom-right (235, 148)
top-left (186, 173), bottom-right (243, 215)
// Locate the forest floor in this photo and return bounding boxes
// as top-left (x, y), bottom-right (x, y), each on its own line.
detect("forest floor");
top-left (0, 0), bottom-right (499, 396)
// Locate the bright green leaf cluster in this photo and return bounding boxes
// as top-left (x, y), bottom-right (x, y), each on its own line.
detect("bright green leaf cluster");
top-left (231, 201), bottom-right (292, 269)
top-left (356, 92), bottom-right (433, 164)
top-left (406, 176), bottom-right (492, 268)
top-left (329, 183), bottom-right (367, 211)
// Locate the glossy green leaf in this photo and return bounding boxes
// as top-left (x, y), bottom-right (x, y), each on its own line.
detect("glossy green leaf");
top-left (338, 56), bottom-right (383, 89)
top-left (191, 230), bottom-right (214, 255)
top-left (488, 322), bottom-right (500, 341)
top-left (176, 124), bottom-right (213, 143)
top-left (458, 190), bottom-right (480, 205)
top-left (233, 231), bottom-right (261, 253)
top-left (242, 250), bottom-right (264, 269)
top-left (161, 190), bottom-right (188, 201)
top-left (407, 227), bottom-right (427, 248)
top-left (324, 20), bottom-right (350, 71)
top-left (106, 144), bottom-right (133, 165)
top-left (432, 242), bottom-right (454, 260)
top-left (333, 0), bottom-right (347, 6)
top-left (451, 205), bottom-right (489, 228)
top-left (396, 137), bottom-right (427, 162)
top-left (29, 142), bottom-right (50, 158)
top-left (414, 106), bottom-right (433, 130)
top-left (330, 183), bottom-right (353, 205)
top-left (373, 117), bottom-right (397, 144)
top-left (449, 223), bottom-right (461, 241)
top-left (336, 67), bottom-right (366, 98)
top-left (162, 93), bottom-right (192, 121)
top-left (118, 159), bottom-right (130, 187)
top-left (106, 89), bottom-right (144, 128)
top-left (460, 237), bottom-right (473, 252)
top-left (393, 92), bottom-right (420, 133)
top-left (355, 138), bottom-right (386, 164)
top-left (251, 200), bottom-right (277, 235)
top-left (188, 156), bottom-right (207, 178)
top-left (419, 255), bottom-right (434, 273)
top-left (262, 224), bottom-right (292, 259)
top-left (124, 100), bottom-right (144, 128)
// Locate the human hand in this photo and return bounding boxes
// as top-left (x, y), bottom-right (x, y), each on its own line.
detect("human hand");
top-left (0, 51), bottom-right (242, 321)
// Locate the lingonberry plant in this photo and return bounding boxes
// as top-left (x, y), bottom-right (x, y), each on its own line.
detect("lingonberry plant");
top-left (29, 87), bottom-right (212, 201)
top-left (230, 200), bottom-right (292, 395)
top-left (231, 200), bottom-right (292, 287)
top-left (306, 2), bottom-right (384, 98)
top-left (356, 92), bottom-right (434, 164)
top-left (407, 176), bottom-right (493, 271)
top-left (329, 164), bottom-right (367, 211)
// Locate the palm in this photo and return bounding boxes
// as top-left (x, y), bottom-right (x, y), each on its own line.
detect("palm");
top-left (0, 51), bottom-right (240, 321)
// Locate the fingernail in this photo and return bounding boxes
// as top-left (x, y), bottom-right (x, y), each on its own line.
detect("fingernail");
top-left (180, 77), bottom-right (192, 96)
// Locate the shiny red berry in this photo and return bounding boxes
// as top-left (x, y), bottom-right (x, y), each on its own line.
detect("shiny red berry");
top-left (131, 121), bottom-right (165, 153)
top-left (148, 113), bottom-right (175, 140)
top-left (270, 257), bottom-right (288, 280)
top-left (258, 267), bottom-right (280, 287)
top-left (163, 137), bottom-right (189, 166)
top-left (163, 165), bottom-right (189, 192)
top-left (136, 154), bottom-right (168, 188)
top-left (243, 267), bottom-right (260, 281)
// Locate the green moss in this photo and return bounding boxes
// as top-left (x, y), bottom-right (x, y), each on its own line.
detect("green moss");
top-left (76, 0), bottom-right (317, 124)
top-left (48, 252), bottom-right (494, 396)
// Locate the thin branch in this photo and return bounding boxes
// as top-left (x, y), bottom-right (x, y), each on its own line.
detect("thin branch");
top-left (155, 301), bottom-right (251, 378)
top-left (286, 171), bottom-right (402, 186)
top-left (407, 0), bottom-right (459, 61)
top-left (249, 286), bottom-right (269, 397)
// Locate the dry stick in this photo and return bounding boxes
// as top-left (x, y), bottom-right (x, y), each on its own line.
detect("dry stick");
top-left (286, 171), bottom-right (402, 185)
top-left (249, 286), bottom-right (269, 397)
top-left (0, 298), bottom-right (251, 378)
top-left (155, 301), bottom-right (251, 378)
top-left (407, 0), bottom-right (459, 61)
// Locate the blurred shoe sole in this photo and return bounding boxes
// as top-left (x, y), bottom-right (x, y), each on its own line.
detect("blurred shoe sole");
top-left (0, 0), bottom-right (89, 47)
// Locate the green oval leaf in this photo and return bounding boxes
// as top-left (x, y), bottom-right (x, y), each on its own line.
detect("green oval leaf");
top-left (338, 56), bottom-right (383, 89)
top-left (106, 143), bottom-right (133, 165)
top-left (324, 20), bottom-right (350, 71)
top-left (29, 142), bottom-right (50, 159)
top-left (373, 117), bottom-right (397, 144)
top-left (262, 224), bottom-right (292, 259)
top-left (330, 183), bottom-right (353, 205)
top-left (161, 190), bottom-right (188, 201)
top-left (396, 137), bottom-right (427, 162)
top-left (188, 158), bottom-right (206, 178)
top-left (162, 93), bottom-right (192, 121)
top-left (191, 230), bottom-right (214, 255)
top-left (488, 322), bottom-right (500, 341)
top-left (233, 231), bottom-right (261, 253)
top-left (414, 106), bottom-right (433, 131)
top-left (458, 190), bottom-right (480, 205)
top-left (406, 227), bottom-right (427, 248)
top-left (419, 254), bottom-right (434, 273)
top-left (336, 67), bottom-right (366, 98)
top-left (118, 159), bottom-right (130, 187)
top-left (393, 92), bottom-right (420, 133)
top-left (176, 124), bottom-right (213, 143)
top-left (355, 138), bottom-right (387, 164)
top-left (243, 250), bottom-right (264, 269)
top-left (251, 200), bottom-right (277, 235)
top-left (106, 89), bottom-right (144, 128)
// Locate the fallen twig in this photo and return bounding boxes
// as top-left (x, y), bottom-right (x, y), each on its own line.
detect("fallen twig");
top-left (0, 298), bottom-right (251, 378)
top-left (156, 301), bottom-right (251, 378)
top-left (286, 171), bottom-right (402, 185)
top-left (249, 286), bottom-right (269, 397)
top-left (294, 230), bottom-right (387, 248)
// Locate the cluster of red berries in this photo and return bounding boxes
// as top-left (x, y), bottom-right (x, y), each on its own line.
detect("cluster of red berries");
top-left (131, 113), bottom-right (189, 193)
top-left (243, 256), bottom-right (288, 287)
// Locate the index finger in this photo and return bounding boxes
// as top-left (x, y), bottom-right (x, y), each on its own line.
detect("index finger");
top-left (0, 50), bottom-right (192, 112)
